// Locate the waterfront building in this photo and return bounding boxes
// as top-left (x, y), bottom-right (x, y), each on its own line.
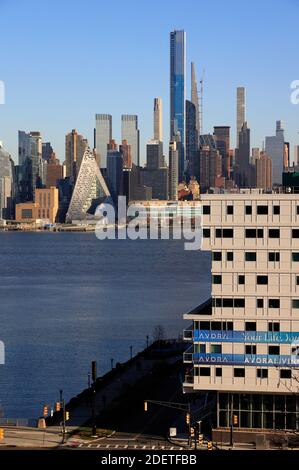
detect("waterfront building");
top-left (121, 115), bottom-right (140, 166)
top-left (15, 186), bottom-right (58, 223)
top-left (65, 129), bottom-right (88, 181)
top-left (265, 121), bottom-right (285, 185)
top-left (153, 98), bottom-right (163, 142)
top-left (184, 191), bottom-right (299, 439)
top-left (95, 114), bottom-right (112, 169)
top-left (170, 30), bottom-right (186, 181)
top-left (66, 148), bottom-right (110, 223)
top-left (0, 143), bottom-right (14, 219)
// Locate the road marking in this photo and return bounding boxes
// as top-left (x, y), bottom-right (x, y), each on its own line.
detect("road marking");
top-left (124, 445), bottom-right (128, 449)
top-left (106, 444), bottom-right (110, 448)
top-left (152, 446), bottom-right (155, 449)
top-left (97, 444), bottom-right (101, 448)
top-left (115, 445), bottom-right (118, 448)
top-left (88, 444), bottom-right (92, 448)
top-left (142, 445), bottom-right (146, 449)
top-left (170, 446), bottom-right (174, 450)
top-left (79, 444), bottom-right (83, 447)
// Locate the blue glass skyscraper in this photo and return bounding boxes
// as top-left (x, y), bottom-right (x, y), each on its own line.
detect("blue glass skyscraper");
top-left (170, 30), bottom-right (186, 181)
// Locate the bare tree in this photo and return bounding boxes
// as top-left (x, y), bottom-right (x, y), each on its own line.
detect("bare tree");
top-left (152, 324), bottom-right (165, 343)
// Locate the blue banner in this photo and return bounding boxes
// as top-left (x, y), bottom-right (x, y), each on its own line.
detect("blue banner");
top-left (194, 330), bottom-right (299, 344)
top-left (193, 353), bottom-right (299, 367)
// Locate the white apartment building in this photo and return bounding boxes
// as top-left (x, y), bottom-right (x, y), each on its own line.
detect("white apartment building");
top-left (184, 190), bottom-right (299, 433)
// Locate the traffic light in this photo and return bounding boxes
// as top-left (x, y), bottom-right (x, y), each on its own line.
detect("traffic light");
top-left (43, 406), bottom-right (48, 417)
top-left (190, 427), bottom-right (195, 437)
top-left (65, 411), bottom-right (70, 421)
top-left (0, 428), bottom-right (4, 440)
top-left (198, 433), bottom-right (203, 447)
top-left (55, 401), bottom-right (61, 412)
top-left (144, 401), bottom-right (148, 412)
top-left (207, 441), bottom-right (213, 451)
top-left (233, 414), bottom-right (238, 426)
top-left (186, 413), bottom-right (190, 425)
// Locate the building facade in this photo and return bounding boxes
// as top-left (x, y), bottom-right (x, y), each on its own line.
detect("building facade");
top-left (236, 87), bottom-right (245, 147)
top-left (15, 187), bottom-right (59, 223)
top-left (153, 97), bottom-right (163, 142)
top-left (65, 129), bottom-right (88, 181)
top-left (184, 192), bottom-right (299, 435)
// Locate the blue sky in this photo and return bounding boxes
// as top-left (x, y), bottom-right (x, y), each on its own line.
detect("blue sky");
top-left (0, 0), bottom-right (298, 164)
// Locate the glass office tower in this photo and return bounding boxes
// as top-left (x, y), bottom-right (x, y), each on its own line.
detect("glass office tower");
top-left (170, 30), bottom-right (186, 181)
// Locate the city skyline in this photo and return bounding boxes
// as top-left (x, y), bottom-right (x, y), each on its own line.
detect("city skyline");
top-left (0, 0), bottom-right (298, 164)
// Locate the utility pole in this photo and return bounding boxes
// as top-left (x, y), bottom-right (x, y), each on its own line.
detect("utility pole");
top-left (62, 398), bottom-right (66, 444)
top-left (91, 361), bottom-right (97, 437)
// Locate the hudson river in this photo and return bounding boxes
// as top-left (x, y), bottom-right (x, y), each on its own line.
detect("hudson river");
top-left (0, 232), bottom-right (210, 418)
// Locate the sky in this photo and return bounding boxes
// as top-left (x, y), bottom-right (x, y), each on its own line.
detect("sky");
top-left (0, 0), bottom-right (298, 165)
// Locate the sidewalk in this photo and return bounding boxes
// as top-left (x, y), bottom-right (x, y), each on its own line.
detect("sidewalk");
top-left (0, 426), bottom-right (83, 448)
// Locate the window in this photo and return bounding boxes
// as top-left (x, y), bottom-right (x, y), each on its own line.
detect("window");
top-left (238, 275), bottom-right (245, 285)
top-left (227, 205), bottom-right (234, 215)
top-left (268, 322), bottom-right (280, 332)
top-left (273, 205), bottom-right (280, 215)
top-left (215, 367), bottom-right (222, 377)
top-left (215, 229), bottom-right (222, 238)
top-left (245, 345), bottom-right (257, 354)
top-left (269, 252), bottom-right (280, 262)
top-left (212, 275), bottom-right (222, 284)
top-left (245, 252), bottom-right (256, 262)
top-left (200, 322), bottom-right (210, 330)
top-left (195, 344), bottom-right (206, 353)
top-left (280, 370), bottom-right (292, 379)
top-left (257, 299), bottom-right (264, 308)
top-left (269, 229), bottom-right (280, 238)
top-left (292, 299), bottom-right (299, 309)
top-left (296, 276), bottom-right (299, 286)
top-left (211, 344), bottom-right (222, 354)
top-left (292, 229), bottom-right (299, 238)
top-left (227, 252), bottom-right (234, 261)
top-left (268, 346), bottom-right (280, 355)
top-left (246, 229), bottom-right (263, 238)
top-left (257, 275), bottom-right (268, 285)
top-left (212, 321), bottom-right (221, 330)
top-left (245, 205), bottom-right (252, 215)
top-left (292, 253), bottom-right (299, 262)
top-left (223, 229), bottom-right (234, 238)
top-left (222, 298), bottom-right (234, 308)
top-left (297, 206), bottom-right (299, 215)
top-left (21, 209), bottom-right (33, 219)
top-left (212, 252), bottom-right (222, 261)
top-left (203, 229), bottom-right (210, 238)
top-left (234, 368), bottom-right (245, 378)
top-left (202, 205), bottom-right (210, 215)
top-left (234, 298), bottom-right (245, 308)
top-left (257, 205), bottom-right (268, 215)
top-left (268, 299), bottom-right (280, 308)
top-left (199, 367), bottom-right (211, 377)
top-left (245, 322), bottom-right (256, 331)
top-left (257, 369), bottom-right (268, 379)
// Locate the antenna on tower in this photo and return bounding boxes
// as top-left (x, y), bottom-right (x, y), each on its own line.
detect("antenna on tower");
top-left (199, 68), bottom-right (205, 136)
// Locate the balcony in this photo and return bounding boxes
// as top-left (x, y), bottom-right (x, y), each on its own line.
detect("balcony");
top-left (183, 346), bottom-right (193, 363)
top-left (183, 327), bottom-right (193, 341)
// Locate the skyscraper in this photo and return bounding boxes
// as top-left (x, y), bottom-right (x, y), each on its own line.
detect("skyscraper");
top-left (186, 100), bottom-right (198, 180)
top-left (17, 130), bottom-right (44, 202)
top-left (265, 120), bottom-right (285, 185)
top-left (65, 129), bottom-right (88, 181)
top-left (199, 135), bottom-right (222, 192)
top-left (191, 62), bottom-right (200, 137)
top-left (153, 98), bottom-right (163, 142)
top-left (0, 142), bottom-right (14, 219)
top-left (107, 143), bottom-right (124, 205)
top-left (141, 140), bottom-right (168, 200)
top-left (42, 142), bottom-right (54, 162)
top-left (294, 145), bottom-right (299, 166)
top-left (121, 115), bottom-right (140, 166)
top-left (236, 87), bottom-right (246, 147)
top-left (95, 114), bottom-right (112, 169)
top-left (169, 140), bottom-right (178, 200)
top-left (255, 151), bottom-right (273, 190)
top-left (170, 30), bottom-right (186, 181)
top-left (213, 126), bottom-right (230, 178)
top-left (146, 140), bottom-right (164, 169)
top-left (235, 122), bottom-right (251, 188)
